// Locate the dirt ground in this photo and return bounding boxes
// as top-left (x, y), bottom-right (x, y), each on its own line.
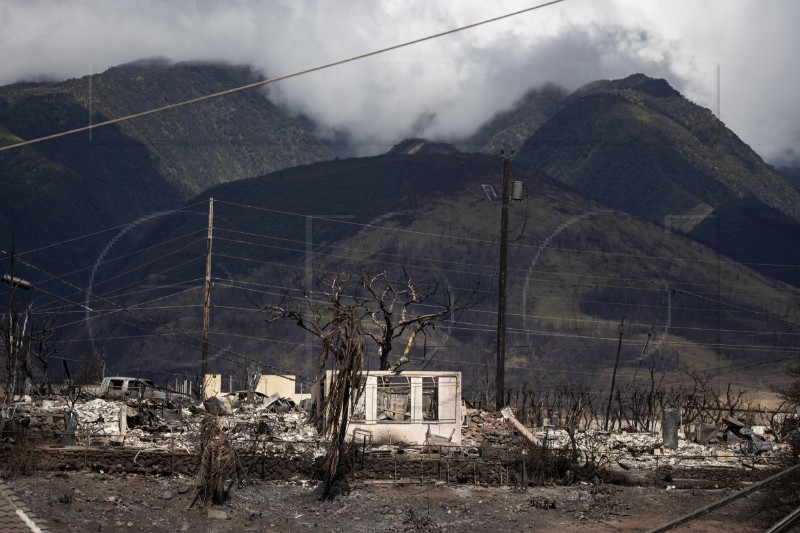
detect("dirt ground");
top-left (9, 470), bottom-right (782, 532)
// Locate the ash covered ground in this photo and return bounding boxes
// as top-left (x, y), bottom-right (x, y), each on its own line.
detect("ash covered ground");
top-left (2, 393), bottom-right (796, 531)
top-left (10, 471), bottom-right (778, 532)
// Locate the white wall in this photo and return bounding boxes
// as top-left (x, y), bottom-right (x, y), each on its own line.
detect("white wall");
top-left (321, 370), bottom-right (462, 446)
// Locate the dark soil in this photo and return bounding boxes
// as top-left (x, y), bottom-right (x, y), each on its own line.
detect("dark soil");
top-left (9, 471), bottom-right (775, 532)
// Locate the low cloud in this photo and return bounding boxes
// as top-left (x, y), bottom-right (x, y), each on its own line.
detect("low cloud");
top-left (1, 0), bottom-right (797, 162)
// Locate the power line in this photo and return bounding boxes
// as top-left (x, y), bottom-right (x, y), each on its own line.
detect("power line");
top-left (0, 0), bottom-right (567, 154)
top-left (18, 240), bottom-right (792, 372)
top-left (212, 206), bottom-right (800, 294)
top-left (549, 244), bottom-right (800, 329)
top-left (215, 200), bottom-right (498, 244)
top-left (1, 250), bottom-right (313, 382)
top-left (13, 201), bottom-right (207, 256)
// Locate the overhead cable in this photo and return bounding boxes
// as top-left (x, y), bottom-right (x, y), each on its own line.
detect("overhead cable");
top-left (0, 1), bottom-right (566, 154)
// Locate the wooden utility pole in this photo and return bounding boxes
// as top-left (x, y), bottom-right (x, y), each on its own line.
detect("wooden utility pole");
top-left (495, 152), bottom-right (513, 410)
top-left (201, 197), bottom-right (214, 386)
top-left (604, 317), bottom-right (625, 431)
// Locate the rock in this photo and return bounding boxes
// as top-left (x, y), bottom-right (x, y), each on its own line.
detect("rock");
top-left (208, 509), bottom-right (228, 520)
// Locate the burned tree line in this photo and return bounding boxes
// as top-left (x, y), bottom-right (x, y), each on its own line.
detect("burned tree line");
top-left (1, 262), bottom-right (60, 405)
top-left (487, 374), bottom-right (793, 441)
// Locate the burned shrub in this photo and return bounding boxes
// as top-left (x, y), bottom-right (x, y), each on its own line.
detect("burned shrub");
top-left (516, 444), bottom-right (575, 485)
top-left (1, 432), bottom-right (39, 479)
top-left (186, 413), bottom-right (241, 508)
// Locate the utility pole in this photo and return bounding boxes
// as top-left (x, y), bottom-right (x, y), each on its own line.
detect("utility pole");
top-left (604, 317), bottom-right (625, 431)
top-left (496, 151), bottom-right (515, 410)
top-left (201, 197), bottom-right (214, 393)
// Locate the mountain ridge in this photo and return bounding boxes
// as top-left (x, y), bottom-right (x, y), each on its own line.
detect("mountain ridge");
top-left (516, 73), bottom-right (800, 228)
top-left (2, 64), bottom-right (799, 393)
top-left (80, 149), bottom-right (800, 392)
top-left (0, 60), bottom-right (335, 275)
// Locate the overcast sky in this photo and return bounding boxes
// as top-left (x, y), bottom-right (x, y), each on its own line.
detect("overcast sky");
top-left (1, 0), bottom-right (798, 164)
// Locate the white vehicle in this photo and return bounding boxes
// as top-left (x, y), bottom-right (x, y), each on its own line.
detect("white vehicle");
top-left (84, 377), bottom-right (167, 400)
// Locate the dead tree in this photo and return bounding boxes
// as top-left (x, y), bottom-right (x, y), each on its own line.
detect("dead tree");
top-left (781, 365), bottom-right (800, 408)
top-left (186, 413), bottom-right (241, 509)
top-left (261, 268), bottom-right (472, 372)
top-left (357, 268), bottom-right (470, 371)
top-left (261, 272), bottom-right (366, 497)
top-left (76, 346), bottom-right (105, 386)
top-left (1, 267), bottom-right (59, 404)
top-left (260, 268), bottom-right (471, 496)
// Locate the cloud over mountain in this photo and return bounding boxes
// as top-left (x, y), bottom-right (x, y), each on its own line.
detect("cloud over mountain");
top-left (2, 0), bottom-right (797, 162)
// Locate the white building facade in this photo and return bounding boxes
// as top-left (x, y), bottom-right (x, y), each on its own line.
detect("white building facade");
top-left (315, 370), bottom-right (462, 445)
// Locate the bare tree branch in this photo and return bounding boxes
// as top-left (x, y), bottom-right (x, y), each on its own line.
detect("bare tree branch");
top-left (259, 267), bottom-right (471, 372)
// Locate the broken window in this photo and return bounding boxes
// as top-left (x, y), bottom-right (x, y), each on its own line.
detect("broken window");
top-left (109, 379), bottom-right (124, 392)
top-left (376, 376), bottom-right (411, 422)
top-left (422, 377), bottom-right (439, 421)
top-left (129, 380), bottom-right (146, 399)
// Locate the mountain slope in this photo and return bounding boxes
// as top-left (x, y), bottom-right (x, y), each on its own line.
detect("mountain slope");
top-left (515, 74), bottom-right (800, 230)
top-left (80, 147), bottom-right (800, 393)
top-left (778, 165), bottom-right (800, 190)
top-left (0, 59), bottom-right (335, 198)
top-left (461, 83), bottom-right (567, 154)
top-left (0, 60), bottom-right (335, 275)
top-left (688, 198), bottom-right (800, 286)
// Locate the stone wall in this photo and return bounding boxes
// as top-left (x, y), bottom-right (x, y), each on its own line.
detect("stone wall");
top-left (0, 443), bottom-right (522, 485)
top-left (0, 443), bottom-right (782, 489)
top-left (659, 465), bottom-right (781, 485)
top-left (1, 408), bottom-right (66, 443)
top-left (0, 444), bottom-right (322, 480)
top-left (350, 455), bottom-right (512, 485)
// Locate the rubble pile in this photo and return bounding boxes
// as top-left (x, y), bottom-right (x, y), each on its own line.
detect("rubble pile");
top-left (73, 398), bottom-right (125, 437)
top-left (1, 391), bottom-right (320, 453)
top-left (1, 398), bottom-right (68, 442)
top-left (458, 407), bottom-right (788, 471)
top-left (525, 423), bottom-right (787, 470)
top-left (462, 408), bottom-right (516, 448)
top-left (0, 394), bottom-right (792, 483)
top-left (225, 398), bottom-right (323, 459)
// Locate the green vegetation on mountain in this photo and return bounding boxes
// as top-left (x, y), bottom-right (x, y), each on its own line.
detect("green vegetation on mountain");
top-left (512, 74), bottom-right (800, 288)
top-left (516, 74), bottom-right (800, 230)
top-left (462, 83), bottom-right (567, 155)
top-left (2, 63), bottom-right (798, 395)
top-left (0, 60), bottom-right (334, 275)
top-left (688, 198), bottom-right (800, 287)
top-left (87, 148), bottom-right (800, 393)
top-left (1, 59), bottom-right (334, 198)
